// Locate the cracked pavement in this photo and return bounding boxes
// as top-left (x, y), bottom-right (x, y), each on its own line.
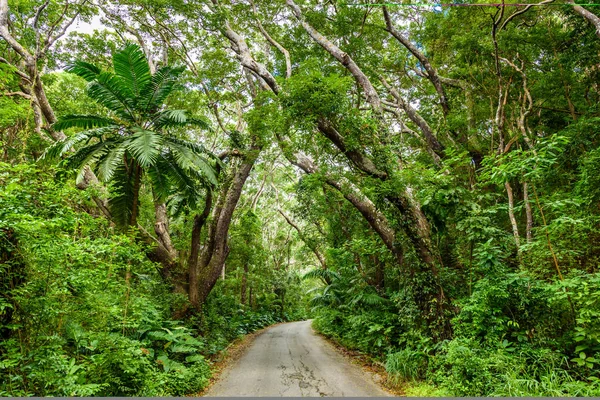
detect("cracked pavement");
top-left (204, 320), bottom-right (391, 397)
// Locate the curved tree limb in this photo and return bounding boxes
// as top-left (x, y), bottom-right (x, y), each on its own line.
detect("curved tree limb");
top-left (382, 5), bottom-right (449, 115)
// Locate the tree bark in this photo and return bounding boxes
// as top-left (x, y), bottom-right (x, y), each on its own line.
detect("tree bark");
top-left (188, 192), bottom-right (213, 308)
top-left (317, 118), bottom-right (388, 179)
top-left (195, 144), bottom-right (262, 306)
top-left (286, 0), bottom-right (382, 113)
top-left (380, 76), bottom-right (444, 159)
top-left (279, 141), bottom-right (405, 268)
top-left (382, 6), bottom-right (449, 115)
top-left (250, 0), bottom-right (292, 79)
top-left (569, 0), bottom-right (600, 39)
top-left (505, 181), bottom-right (521, 253)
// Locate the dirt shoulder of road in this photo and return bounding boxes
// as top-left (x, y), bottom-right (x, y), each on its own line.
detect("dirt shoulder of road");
top-left (311, 326), bottom-right (406, 397)
top-left (192, 322), bottom-right (286, 397)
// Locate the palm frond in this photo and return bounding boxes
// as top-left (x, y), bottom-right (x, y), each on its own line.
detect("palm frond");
top-left (350, 292), bottom-right (390, 307)
top-left (146, 158), bottom-right (172, 203)
top-left (125, 128), bottom-right (162, 168)
top-left (158, 153), bottom-right (201, 207)
top-left (166, 193), bottom-right (188, 217)
top-left (66, 60), bottom-right (101, 82)
top-left (188, 115), bottom-right (212, 131)
top-left (96, 139), bottom-right (128, 182)
top-left (41, 127), bottom-right (114, 160)
top-left (112, 43), bottom-right (151, 98)
top-left (164, 135), bottom-right (223, 168)
top-left (61, 140), bottom-right (112, 173)
top-left (152, 110), bottom-right (212, 131)
top-left (53, 115), bottom-right (117, 131)
top-left (302, 268), bottom-right (340, 282)
top-left (152, 109), bottom-right (188, 129)
top-left (164, 141), bottom-right (218, 186)
top-left (139, 65), bottom-right (184, 112)
top-left (87, 72), bottom-right (136, 120)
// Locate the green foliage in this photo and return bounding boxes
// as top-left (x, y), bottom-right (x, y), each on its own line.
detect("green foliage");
top-left (3, 0), bottom-right (600, 396)
top-left (386, 349), bottom-right (428, 382)
top-left (43, 44), bottom-right (217, 228)
top-left (0, 163), bottom-right (214, 396)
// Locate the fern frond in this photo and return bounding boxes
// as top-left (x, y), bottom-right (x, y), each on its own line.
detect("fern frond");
top-left (87, 72), bottom-right (136, 120)
top-left (165, 141), bottom-right (218, 186)
top-left (96, 139), bottom-right (128, 182)
top-left (41, 127), bottom-right (113, 160)
top-left (61, 140), bottom-right (112, 172)
top-left (152, 109), bottom-right (188, 129)
top-left (302, 268), bottom-right (340, 282)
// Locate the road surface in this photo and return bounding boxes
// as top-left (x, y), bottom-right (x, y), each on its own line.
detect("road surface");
top-left (205, 320), bottom-right (391, 397)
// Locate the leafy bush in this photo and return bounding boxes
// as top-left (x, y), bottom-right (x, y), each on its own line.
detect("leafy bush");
top-left (386, 348), bottom-right (428, 382)
top-left (0, 163), bottom-right (216, 396)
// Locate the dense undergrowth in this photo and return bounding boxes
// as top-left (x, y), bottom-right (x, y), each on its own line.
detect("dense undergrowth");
top-left (309, 129), bottom-right (600, 396)
top-left (313, 269), bottom-right (600, 396)
top-left (0, 163), bottom-right (306, 396)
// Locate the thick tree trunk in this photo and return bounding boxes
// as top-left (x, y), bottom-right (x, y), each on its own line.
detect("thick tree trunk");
top-left (195, 145), bottom-right (262, 307)
top-left (188, 192), bottom-right (213, 308)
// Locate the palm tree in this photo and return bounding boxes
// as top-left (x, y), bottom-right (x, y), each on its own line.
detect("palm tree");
top-left (45, 44), bottom-right (218, 228)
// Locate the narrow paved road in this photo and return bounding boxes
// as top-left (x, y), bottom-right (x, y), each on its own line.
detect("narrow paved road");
top-left (205, 320), bottom-right (391, 397)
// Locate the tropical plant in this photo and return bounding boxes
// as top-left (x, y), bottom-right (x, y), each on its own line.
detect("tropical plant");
top-left (44, 44), bottom-right (218, 227)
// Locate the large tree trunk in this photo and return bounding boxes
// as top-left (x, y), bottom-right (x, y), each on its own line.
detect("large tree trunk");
top-left (188, 192), bottom-right (213, 308)
top-left (195, 145), bottom-right (262, 307)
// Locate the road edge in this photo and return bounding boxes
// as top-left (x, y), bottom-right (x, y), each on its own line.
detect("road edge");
top-left (310, 322), bottom-right (405, 397)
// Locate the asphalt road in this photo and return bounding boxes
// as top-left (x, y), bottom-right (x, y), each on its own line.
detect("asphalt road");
top-left (204, 320), bottom-right (391, 397)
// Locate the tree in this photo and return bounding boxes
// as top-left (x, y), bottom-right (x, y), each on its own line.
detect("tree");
top-left (45, 44), bottom-right (218, 228)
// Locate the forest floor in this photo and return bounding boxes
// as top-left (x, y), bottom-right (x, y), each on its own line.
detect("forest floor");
top-left (201, 320), bottom-right (391, 397)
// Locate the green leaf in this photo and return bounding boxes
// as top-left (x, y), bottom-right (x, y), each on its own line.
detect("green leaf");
top-left (112, 43), bottom-right (152, 98)
top-left (53, 115), bottom-right (117, 131)
top-left (66, 60), bottom-right (101, 81)
top-left (126, 128), bottom-right (162, 168)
